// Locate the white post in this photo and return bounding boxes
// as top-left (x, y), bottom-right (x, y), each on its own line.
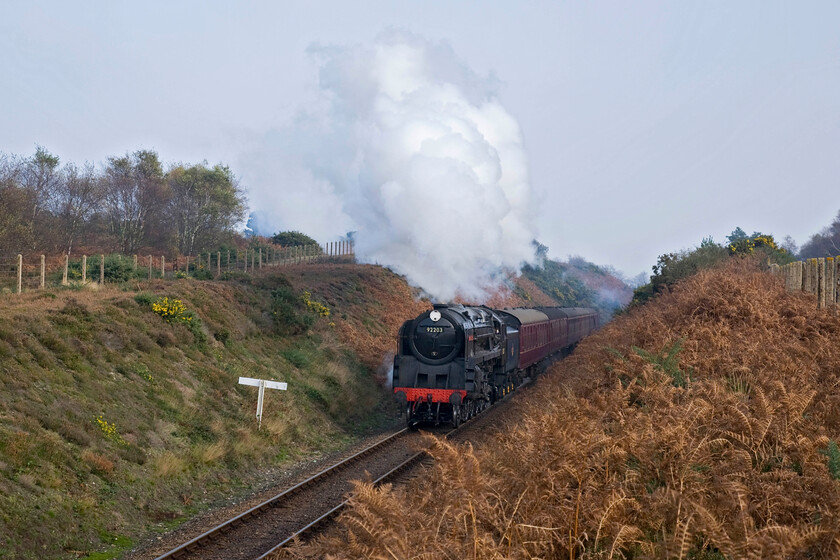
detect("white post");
top-left (238, 377), bottom-right (288, 429)
top-left (256, 381), bottom-right (265, 428)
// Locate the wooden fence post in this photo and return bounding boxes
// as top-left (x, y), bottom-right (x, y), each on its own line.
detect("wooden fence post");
top-left (818, 258), bottom-right (826, 308)
top-left (804, 259), bottom-right (814, 294)
top-left (100, 254), bottom-right (105, 285)
top-left (826, 257), bottom-right (836, 310)
top-left (796, 261), bottom-right (803, 292)
top-left (227, 251), bottom-right (230, 272)
top-left (16, 254), bottom-right (22, 294)
top-left (82, 255), bottom-right (87, 283)
top-left (63, 254), bottom-right (68, 286)
top-left (161, 256), bottom-right (165, 278)
top-left (133, 254), bottom-right (138, 271)
top-left (40, 255), bottom-right (45, 289)
top-left (148, 255), bottom-right (152, 280)
top-left (834, 257), bottom-right (840, 308)
top-left (259, 248), bottom-right (262, 269)
top-left (217, 251), bottom-right (221, 277)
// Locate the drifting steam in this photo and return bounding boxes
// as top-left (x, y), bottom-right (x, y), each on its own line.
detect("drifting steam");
top-left (246, 31), bottom-right (537, 301)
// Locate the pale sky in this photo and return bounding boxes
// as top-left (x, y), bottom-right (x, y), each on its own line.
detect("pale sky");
top-left (2, 1), bottom-right (838, 278)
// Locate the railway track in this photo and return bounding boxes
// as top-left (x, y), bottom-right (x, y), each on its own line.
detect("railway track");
top-left (151, 381), bottom-right (526, 560)
top-left (152, 426), bottom-right (433, 560)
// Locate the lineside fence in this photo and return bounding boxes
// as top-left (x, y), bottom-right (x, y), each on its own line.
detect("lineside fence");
top-left (0, 242), bottom-right (354, 295)
top-left (771, 257), bottom-right (840, 309)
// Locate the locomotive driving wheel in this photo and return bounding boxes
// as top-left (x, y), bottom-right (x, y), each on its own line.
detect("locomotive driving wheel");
top-left (451, 405), bottom-right (461, 428)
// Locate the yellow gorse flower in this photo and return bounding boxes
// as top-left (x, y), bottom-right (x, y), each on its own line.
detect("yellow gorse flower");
top-left (96, 415), bottom-right (127, 445)
top-left (301, 291), bottom-right (330, 317)
top-left (151, 297), bottom-right (192, 324)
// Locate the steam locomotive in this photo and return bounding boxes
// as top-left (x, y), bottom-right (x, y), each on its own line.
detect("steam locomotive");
top-left (393, 304), bottom-right (599, 427)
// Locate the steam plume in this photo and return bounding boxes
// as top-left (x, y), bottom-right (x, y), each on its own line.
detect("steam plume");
top-left (245, 30), bottom-right (537, 302)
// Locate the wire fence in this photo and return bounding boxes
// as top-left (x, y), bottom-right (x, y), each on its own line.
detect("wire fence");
top-left (0, 241), bottom-right (355, 295)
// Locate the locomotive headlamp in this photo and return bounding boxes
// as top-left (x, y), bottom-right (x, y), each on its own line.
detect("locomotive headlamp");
top-left (429, 310), bottom-right (442, 322)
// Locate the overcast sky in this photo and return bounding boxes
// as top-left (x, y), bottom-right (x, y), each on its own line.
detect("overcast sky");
top-left (2, 1), bottom-right (838, 279)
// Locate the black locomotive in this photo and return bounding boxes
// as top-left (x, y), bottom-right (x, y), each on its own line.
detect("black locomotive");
top-left (393, 304), bottom-right (598, 427)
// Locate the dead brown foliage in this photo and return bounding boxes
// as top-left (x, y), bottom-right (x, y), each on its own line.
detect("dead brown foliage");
top-left (294, 258), bottom-right (840, 559)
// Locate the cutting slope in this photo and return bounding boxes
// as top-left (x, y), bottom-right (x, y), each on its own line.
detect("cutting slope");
top-left (0, 264), bottom-right (427, 559)
top-left (309, 258), bottom-right (840, 559)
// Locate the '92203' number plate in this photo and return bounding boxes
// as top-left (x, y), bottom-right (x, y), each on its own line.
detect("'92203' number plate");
top-left (425, 327), bottom-right (444, 333)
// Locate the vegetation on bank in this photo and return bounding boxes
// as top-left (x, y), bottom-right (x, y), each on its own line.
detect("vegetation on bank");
top-left (632, 229), bottom-right (795, 306)
top-left (518, 241), bottom-right (633, 322)
top-left (0, 244), bottom-right (630, 559)
top-left (799, 210), bottom-right (840, 260)
top-left (304, 258), bottom-right (840, 558)
top-left (0, 264), bottom-right (427, 559)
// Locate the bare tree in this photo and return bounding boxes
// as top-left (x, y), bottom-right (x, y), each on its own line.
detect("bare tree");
top-left (55, 162), bottom-right (103, 255)
top-left (103, 150), bottom-right (168, 253)
top-left (8, 146), bottom-right (62, 249)
top-left (800, 210), bottom-right (840, 259)
top-left (0, 153), bottom-right (36, 253)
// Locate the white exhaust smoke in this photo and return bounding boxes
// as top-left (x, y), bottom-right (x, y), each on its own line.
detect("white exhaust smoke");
top-left (246, 30), bottom-right (537, 302)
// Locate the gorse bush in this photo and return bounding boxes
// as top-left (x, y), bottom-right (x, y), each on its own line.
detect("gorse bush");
top-left (728, 233), bottom-right (795, 265)
top-left (301, 290), bottom-right (330, 317)
top-left (95, 415), bottom-right (127, 446)
top-left (271, 286), bottom-right (331, 335)
top-left (149, 296), bottom-right (206, 345)
top-left (271, 286), bottom-right (314, 335)
top-left (151, 297), bottom-right (191, 324)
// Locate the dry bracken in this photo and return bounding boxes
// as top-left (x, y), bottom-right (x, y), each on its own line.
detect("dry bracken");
top-left (298, 258), bottom-right (840, 559)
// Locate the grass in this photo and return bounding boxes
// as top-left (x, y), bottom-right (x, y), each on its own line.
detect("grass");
top-left (0, 263), bottom-right (432, 559)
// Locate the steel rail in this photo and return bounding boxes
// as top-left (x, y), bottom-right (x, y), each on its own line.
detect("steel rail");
top-left (156, 380), bottom-right (520, 559)
top-left (257, 438), bottom-right (441, 559)
top-left (153, 427), bottom-right (409, 560)
top-left (259, 417), bottom-right (490, 559)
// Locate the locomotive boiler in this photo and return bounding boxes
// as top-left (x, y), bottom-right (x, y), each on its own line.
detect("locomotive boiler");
top-left (393, 304), bottom-right (598, 427)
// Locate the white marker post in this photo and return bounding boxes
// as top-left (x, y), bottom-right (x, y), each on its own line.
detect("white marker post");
top-left (238, 377), bottom-right (288, 428)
